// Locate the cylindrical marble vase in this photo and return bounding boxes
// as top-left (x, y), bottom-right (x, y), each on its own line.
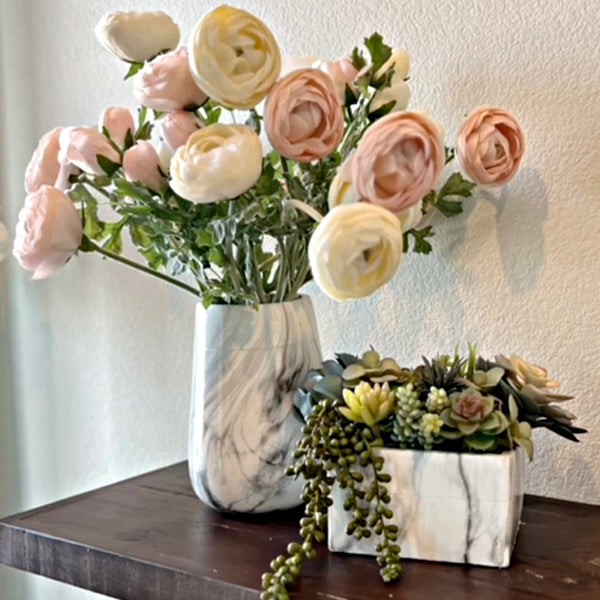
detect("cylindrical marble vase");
top-left (188, 295), bottom-right (322, 513)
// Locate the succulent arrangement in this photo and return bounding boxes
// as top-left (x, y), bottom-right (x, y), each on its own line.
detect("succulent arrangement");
top-left (260, 347), bottom-right (585, 599)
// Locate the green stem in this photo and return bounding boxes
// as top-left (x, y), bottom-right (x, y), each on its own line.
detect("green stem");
top-left (84, 238), bottom-right (200, 297)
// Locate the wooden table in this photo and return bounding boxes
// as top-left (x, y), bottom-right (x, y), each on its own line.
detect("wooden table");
top-left (1, 462), bottom-right (599, 600)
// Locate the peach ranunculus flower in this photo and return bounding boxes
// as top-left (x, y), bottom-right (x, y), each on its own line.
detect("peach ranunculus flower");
top-left (315, 57), bottom-right (359, 103)
top-left (95, 11), bottom-right (180, 63)
top-left (188, 5), bottom-right (281, 110)
top-left (123, 141), bottom-right (165, 193)
top-left (99, 107), bottom-right (135, 148)
top-left (308, 203), bottom-right (404, 301)
top-left (152, 110), bottom-right (203, 171)
top-left (25, 128), bottom-right (64, 193)
top-left (169, 124), bottom-right (263, 204)
top-left (456, 106), bottom-right (525, 187)
top-left (352, 111), bottom-right (445, 214)
top-left (13, 186), bottom-right (82, 279)
top-left (59, 127), bottom-right (121, 176)
top-left (133, 48), bottom-right (208, 112)
top-left (264, 69), bottom-right (344, 162)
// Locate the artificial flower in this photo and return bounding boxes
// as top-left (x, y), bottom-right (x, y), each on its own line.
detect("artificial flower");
top-left (25, 128), bottom-right (63, 193)
top-left (99, 107), bottom-right (135, 148)
top-left (456, 106), bottom-right (525, 187)
top-left (152, 110), bottom-right (203, 172)
top-left (188, 5), bottom-right (281, 109)
top-left (169, 124), bottom-right (262, 203)
top-left (264, 69), bottom-right (344, 162)
top-left (13, 186), bottom-right (82, 279)
top-left (369, 49), bottom-right (411, 114)
top-left (95, 11), bottom-right (180, 63)
top-left (397, 200), bottom-right (423, 231)
top-left (496, 354), bottom-right (559, 389)
top-left (328, 154), bottom-right (361, 209)
top-left (315, 57), bottom-right (358, 103)
top-left (58, 127), bottom-right (121, 176)
top-left (123, 141), bottom-right (165, 193)
top-left (352, 111), bottom-right (445, 214)
top-left (280, 55), bottom-right (318, 78)
top-left (133, 48), bottom-right (208, 112)
top-left (308, 203), bottom-right (404, 301)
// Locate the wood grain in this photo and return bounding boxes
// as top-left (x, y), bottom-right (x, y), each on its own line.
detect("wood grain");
top-left (1, 462), bottom-right (599, 600)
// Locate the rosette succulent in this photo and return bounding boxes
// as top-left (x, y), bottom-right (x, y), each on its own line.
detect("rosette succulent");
top-left (342, 350), bottom-right (404, 385)
top-left (339, 381), bottom-right (395, 426)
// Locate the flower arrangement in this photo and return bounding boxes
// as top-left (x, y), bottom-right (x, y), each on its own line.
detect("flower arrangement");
top-left (12, 5), bottom-right (525, 306)
top-left (260, 347), bottom-right (585, 599)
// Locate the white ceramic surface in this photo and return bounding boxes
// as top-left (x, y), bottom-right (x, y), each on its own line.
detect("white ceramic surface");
top-left (188, 296), bottom-right (322, 513)
top-left (328, 448), bottom-right (525, 567)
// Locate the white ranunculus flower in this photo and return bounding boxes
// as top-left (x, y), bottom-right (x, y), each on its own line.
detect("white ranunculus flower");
top-left (370, 49), bottom-right (411, 114)
top-left (309, 203), bottom-right (404, 301)
top-left (280, 55), bottom-right (318, 78)
top-left (169, 124), bottom-right (263, 203)
top-left (188, 5), bottom-right (281, 109)
top-left (95, 11), bottom-right (180, 63)
top-left (328, 154), bottom-right (360, 210)
top-left (0, 220), bottom-right (10, 262)
top-left (397, 200), bottom-right (423, 232)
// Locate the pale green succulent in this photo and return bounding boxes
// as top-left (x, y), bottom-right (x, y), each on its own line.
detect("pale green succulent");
top-left (393, 383), bottom-right (424, 446)
top-left (426, 386), bottom-right (450, 412)
top-left (440, 388), bottom-right (509, 436)
top-left (341, 350), bottom-right (404, 385)
top-left (508, 394), bottom-right (534, 459)
top-left (418, 413), bottom-right (444, 449)
top-left (471, 367), bottom-right (505, 390)
top-left (339, 381), bottom-right (395, 427)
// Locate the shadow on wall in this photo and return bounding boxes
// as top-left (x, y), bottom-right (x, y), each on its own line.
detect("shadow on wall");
top-left (493, 167), bottom-right (548, 294)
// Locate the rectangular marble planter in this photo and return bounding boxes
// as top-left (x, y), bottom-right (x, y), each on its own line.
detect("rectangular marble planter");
top-left (328, 448), bottom-right (525, 567)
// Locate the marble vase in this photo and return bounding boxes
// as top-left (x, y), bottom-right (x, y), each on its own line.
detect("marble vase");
top-left (188, 295), bottom-right (322, 513)
top-left (328, 448), bottom-right (525, 567)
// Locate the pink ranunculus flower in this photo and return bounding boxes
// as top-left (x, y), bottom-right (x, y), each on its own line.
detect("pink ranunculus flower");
top-left (315, 57), bottom-right (359, 103)
top-left (456, 106), bottom-right (525, 187)
top-left (352, 111), bottom-right (445, 214)
top-left (264, 69), bottom-right (344, 162)
top-left (24, 127), bottom-right (63, 193)
top-left (152, 110), bottom-right (203, 171)
top-left (133, 48), bottom-right (208, 112)
top-left (123, 141), bottom-right (165, 192)
top-left (59, 127), bottom-right (121, 176)
top-left (13, 186), bottom-right (82, 280)
top-left (99, 107), bottom-right (135, 148)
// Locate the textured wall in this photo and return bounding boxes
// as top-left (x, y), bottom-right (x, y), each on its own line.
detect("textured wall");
top-left (1, 0), bottom-right (599, 597)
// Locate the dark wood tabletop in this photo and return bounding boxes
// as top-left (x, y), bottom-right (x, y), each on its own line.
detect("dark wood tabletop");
top-left (1, 462), bottom-right (599, 600)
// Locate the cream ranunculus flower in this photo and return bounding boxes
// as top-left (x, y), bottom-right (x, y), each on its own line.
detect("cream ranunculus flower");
top-left (95, 11), bottom-right (180, 63)
top-left (370, 50), bottom-right (411, 114)
top-left (328, 154), bottom-right (361, 210)
top-left (188, 5), bottom-right (281, 109)
top-left (169, 124), bottom-right (263, 203)
top-left (308, 203), bottom-right (404, 301)
top-left (397, 200), bottom-right (423, 231)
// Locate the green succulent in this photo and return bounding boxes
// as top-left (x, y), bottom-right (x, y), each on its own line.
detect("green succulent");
top-left (418, 413), bottom-right (444, 449)
top-left (418, 355), bottom-right (464, 394)
top-left (425, 386), bottom-right (450, 412)
top-left (339, 381), bottom-right (395, 427)
top-left (342, 350), bottom-right (404, 385)
top-left (440, 388), bottom-right (510, 451)
top-left (392, 383), bottom-right (424, 447)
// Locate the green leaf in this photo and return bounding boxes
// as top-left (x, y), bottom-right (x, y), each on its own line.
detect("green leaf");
top-left (124, 61), bottom-right (143, 80)
top-left (404, 226), bottom-right (434, 254)
top-left (245, 110), bottom-right (261, 135)
top-left (439, 172), bottom-right (476, 198)
top-left (435, 197), bottom-right (463, 218)
top-left (97, 154), bottom-right (120, 176)
top-left (195, 230), bottom-right (214, 247)
top-left (465, 432), bottom-right (497, 451)
top-left (207, 247), bottom-right (225, 268)
top-left (351, 46), bottom-right (367, 70)
top-left (364, 33), bottom-right (392, 71)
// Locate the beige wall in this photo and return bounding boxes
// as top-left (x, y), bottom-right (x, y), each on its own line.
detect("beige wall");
top-left (1, 0), bottom-right (599, 597)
